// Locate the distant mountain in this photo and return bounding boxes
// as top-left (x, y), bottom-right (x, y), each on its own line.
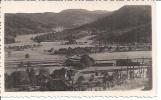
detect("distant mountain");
top-left (42, 5), bottom-right (151, 44)
top-left (5, 9), bottom-right (110, 43)
top-left (53, 9), bottom-right (111, 28)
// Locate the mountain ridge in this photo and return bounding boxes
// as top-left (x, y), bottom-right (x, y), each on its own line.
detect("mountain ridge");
top-left (34, 5), bottom-right (152, 44)
top-left (5, 9), bottom-right (111, 43)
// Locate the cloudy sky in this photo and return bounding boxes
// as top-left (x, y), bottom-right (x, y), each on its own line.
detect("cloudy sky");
top-left (2, 1), bottom-right (127, 13)
top-left (2, 1), bottom-right (151, 13)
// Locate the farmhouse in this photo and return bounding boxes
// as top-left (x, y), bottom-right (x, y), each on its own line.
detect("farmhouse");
top-left (65, 54), bottom-right (95, 68)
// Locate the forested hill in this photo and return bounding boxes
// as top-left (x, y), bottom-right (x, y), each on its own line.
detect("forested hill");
top-left (87, 5), bottom-right (152, 43)
top-left (5, 9), bottom-right (110, 43)
top-left (37, 5), bottom-right (151, 44)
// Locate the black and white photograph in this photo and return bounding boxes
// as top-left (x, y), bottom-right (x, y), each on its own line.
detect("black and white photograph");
top-left (4, 5), bottom-right (153, 92)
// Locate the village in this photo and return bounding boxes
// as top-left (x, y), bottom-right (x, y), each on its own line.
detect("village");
top-left (5, 33), bottom-right (152, 91)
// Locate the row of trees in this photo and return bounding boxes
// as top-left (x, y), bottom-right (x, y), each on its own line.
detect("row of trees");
top-left (53, 47), bottom-right (92, 55)
top-left (33, 32), bottom-right (56, 43)
top-left (5, 67), bottom-right (74, 91)
top-left (47, 45), bottom-right (150, 57)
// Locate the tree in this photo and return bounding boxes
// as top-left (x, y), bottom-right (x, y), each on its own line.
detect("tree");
top-left (5, 73), bottom-right (13, 89)
top-left (9, 71), bottom-right (30, 88)
top-left (67, 47), bottom-right (73, 56)
top-left (80, 54), bottom-right (95, 68)
top-left (37, 68), bottom-right (50, 90)
top-left (51, 68), bottom-right (66, 79)
top-left (34, 36), bottom-right (42, 44)
top-left (28, 68), bottom-right (36, 86)
top-left (76, 76), bottom-right (85, 91)
top-left (48, 48), bottom-right (54, 54)
top-left (89, 75), bottom-right (95, 90)
top-left (25, 53), bottom-right (30, 59)
top-left (103, 72), bottom-right (109, 89)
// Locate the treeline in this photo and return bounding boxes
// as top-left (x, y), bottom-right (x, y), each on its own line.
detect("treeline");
top-left (33, 29), bottom-right (88, 42)
top-left (33, 33), bottom-right (56, 43)
top-left (47, 46), bottom-right (111, 55)
top-left (46, 45), bottom-right (151, 56)
top-left (53, 47), bottom-right (93, 55)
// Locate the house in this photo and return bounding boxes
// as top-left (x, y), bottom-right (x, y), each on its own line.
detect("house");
top-left (65, 54), bottom-right (95, 69)
top-left (66, 39), bottom-right (77, 45)
top-left (65, 55), bottom-right (82, 67)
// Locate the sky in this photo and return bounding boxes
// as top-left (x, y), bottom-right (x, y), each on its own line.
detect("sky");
top-left (2, 2), bottom-right (126, 13)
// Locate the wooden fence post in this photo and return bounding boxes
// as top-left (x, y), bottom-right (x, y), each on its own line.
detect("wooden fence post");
top-left (142, 57), bottom-right (145, 78)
